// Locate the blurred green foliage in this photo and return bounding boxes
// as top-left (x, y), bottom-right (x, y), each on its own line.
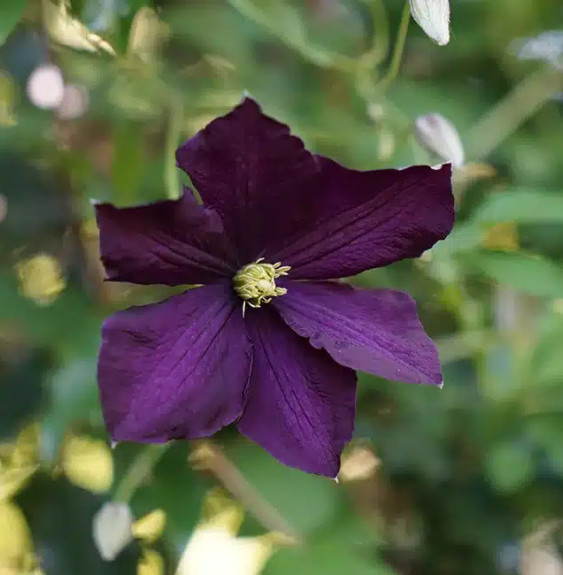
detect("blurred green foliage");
top-left (1, 0), bottom-right (563, 574)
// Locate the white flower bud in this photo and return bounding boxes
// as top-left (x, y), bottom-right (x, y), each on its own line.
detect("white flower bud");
top-left (409, 0), bottom-right (450, 46)
top-left (414, 113), bottom-right (464, 167)
top-left (26, 64), bottom-right (65, 110)
top-left (93, 502), bottom-right (134, 561)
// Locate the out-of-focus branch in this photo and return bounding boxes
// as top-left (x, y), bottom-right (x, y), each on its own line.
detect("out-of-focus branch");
top-left (373, 1), bottom-right (411, 95)
top-left (113, 444), bottom-right (168, 504)
top-left (191, 441), bottom-right (300, 543)
top-left (164, 96), bottom-right (183, 200)
top-left (466, 66), bottom-right (563, 161)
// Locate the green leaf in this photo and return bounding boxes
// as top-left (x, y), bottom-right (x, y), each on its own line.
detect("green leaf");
top-left (471, 190), bottom-right (563, 225)
top-left (41, 357), bottom-right (101, 460)
top-left (0, 274), bottom-right (101, 356)
top-left (526, 416), bottom-right (563, 476)
top-left (462, 250), bottom-right (563, 298)
top-left (0, 351), bottom-right (49, 440)
top-left (0, 0), bottom-right (26, 46)
top-left (263, 519), bottom-right (394, 575)
top-left (528, 314), bottom-right (563, 387)
top-left (113, 443), bottom-right (206, 548)
top-left (16, 475), bottom-right (140, 574)
top-left (485, 441), bottom-right (534, 494)
top-left (435, 190), bottom-right (563, 258)
top-left (111, 122), bottom-right (145, 205)
top-left (226, 441), bottom-right (340, 536)
top-left (431, 222), bottom-right (483, 256)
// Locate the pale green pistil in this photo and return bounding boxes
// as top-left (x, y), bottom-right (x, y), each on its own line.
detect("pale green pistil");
top-left (233, 258), bottom-right (291, 316)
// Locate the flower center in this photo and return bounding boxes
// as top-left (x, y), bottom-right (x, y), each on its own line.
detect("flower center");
top-left (233, 258), bottom-right (291, 315)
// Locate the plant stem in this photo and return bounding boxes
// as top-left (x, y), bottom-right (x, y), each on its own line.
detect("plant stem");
top-left (374, 0), bottom-right (411, 94)
top-left (466, 66), bottom-right (562, 161)
top-left (191, 441), bottom-right (300, 541)
top-left (164, 96), bottom-right (183, 200)
top-left (362, 0), bottom-right (391, 68)
top-left (113, 444), bottom-right (168, 504)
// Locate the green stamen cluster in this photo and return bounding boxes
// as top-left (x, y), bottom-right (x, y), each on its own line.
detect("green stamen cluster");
top-left (233, 258), bottom-right (291, 315)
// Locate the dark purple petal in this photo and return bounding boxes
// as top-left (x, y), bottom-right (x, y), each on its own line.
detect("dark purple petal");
top-left (238, 306), bottom-right (356, 477)
top-left (98, 283), bottom-right (252, 442)
top-left (176, 98), bottom-right (321, 263)
top-left (95, 189), bottom-right (237, 286)
top-left (273, 159), bottom-right (454, 279)
top-left (274, 281), bottom-right (442, 385)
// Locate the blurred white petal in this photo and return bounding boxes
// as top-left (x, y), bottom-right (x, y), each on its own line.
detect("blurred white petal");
top-left (177, 526), bottom-right (272, 575)
top-left (26, 65), bottom-right (65, 110)
top-left (510, 30), bottom-right (563, 71)
top-left (93, 502), bottom-right (134, 561)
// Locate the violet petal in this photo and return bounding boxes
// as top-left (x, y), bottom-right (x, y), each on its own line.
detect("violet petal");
top-left (95, 189), bottom-right (236, 286)
top-left (176, 97), bottom-right (321, 263)
top-left (273, 159), bottom-right (454, 279)
top-left (238, 306), bottom-right (356, 477)
top-left (274, 281), bottom-right (443, 385)
top-left (98, 283), bottom-right (252, 442)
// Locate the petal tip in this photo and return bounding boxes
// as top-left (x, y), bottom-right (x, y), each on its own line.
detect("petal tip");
top-left (236, 94), bottom-right (263, 115)
top-left (240, 89), bottom-right (254, 101)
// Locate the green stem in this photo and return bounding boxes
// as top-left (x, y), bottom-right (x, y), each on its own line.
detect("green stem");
top-left (374, 1), bottom-right (411, 94)
top-left (362, 0), bottom-right (391, 68)
top-left (113, 444), bottom-right (168, 504)
top-left (466, 66), bottom-right (562, 161)
top-left (164, 96), bottom-right (183, 200)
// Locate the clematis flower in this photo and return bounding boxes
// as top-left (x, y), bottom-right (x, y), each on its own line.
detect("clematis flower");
top-left (95, 98), bottom-right (454, 477)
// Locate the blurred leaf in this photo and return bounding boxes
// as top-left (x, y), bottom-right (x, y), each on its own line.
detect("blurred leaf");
top-left (133, 509), bottom-right (166, 543)
top-left (41, 357), bottom-right (100, 459)
top-left (164, 2), bottom-right (255, 65)
top-left (0, 352), bottom-right (49, 441)
top-left (263, 519), bottom-right (394, 575)
top-left (431, 223), bottom-right (483, 256)
top-left (243, 0), bottom-right (307, 44)
top-left (111, 122), bottom-right (145, 203)
top-left (0, 274), bottom-right (101, 356)
top-left (485, 441), bottom-right (534, 494)
top-left (462, 250), bottom-right (563, 298)
top-left (138, 548), bottom-right (166, 575)
top-left (528, 312), bottom-right (563, 386)
top-left (0, 155), bottom-right (68, 253)
top-left (44, 0), bottom-right (116, 54)
top-left (0, 0), bottom-right (26, 46)
top-left (0, 500), bottom-right (32, 560)
top-left (114, 443), bottom-right (206, 548)
top-left (62, 435), bottom-right (113, 493)
top-left (471, 189), bottom-right (563, 224)
top-left (525, 416), bottom-right (563, 476)
top-left (227, 442), bottom-right (340, 536)
top-left (16, 475), bottom-right (140, 574)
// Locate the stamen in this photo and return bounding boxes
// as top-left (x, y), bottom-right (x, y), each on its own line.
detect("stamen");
top-left (233, 258), bottom-right (290, 316)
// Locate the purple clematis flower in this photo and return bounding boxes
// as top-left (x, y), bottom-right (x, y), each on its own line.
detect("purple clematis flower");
top-left (95, 98), bottom-right (454, 477)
